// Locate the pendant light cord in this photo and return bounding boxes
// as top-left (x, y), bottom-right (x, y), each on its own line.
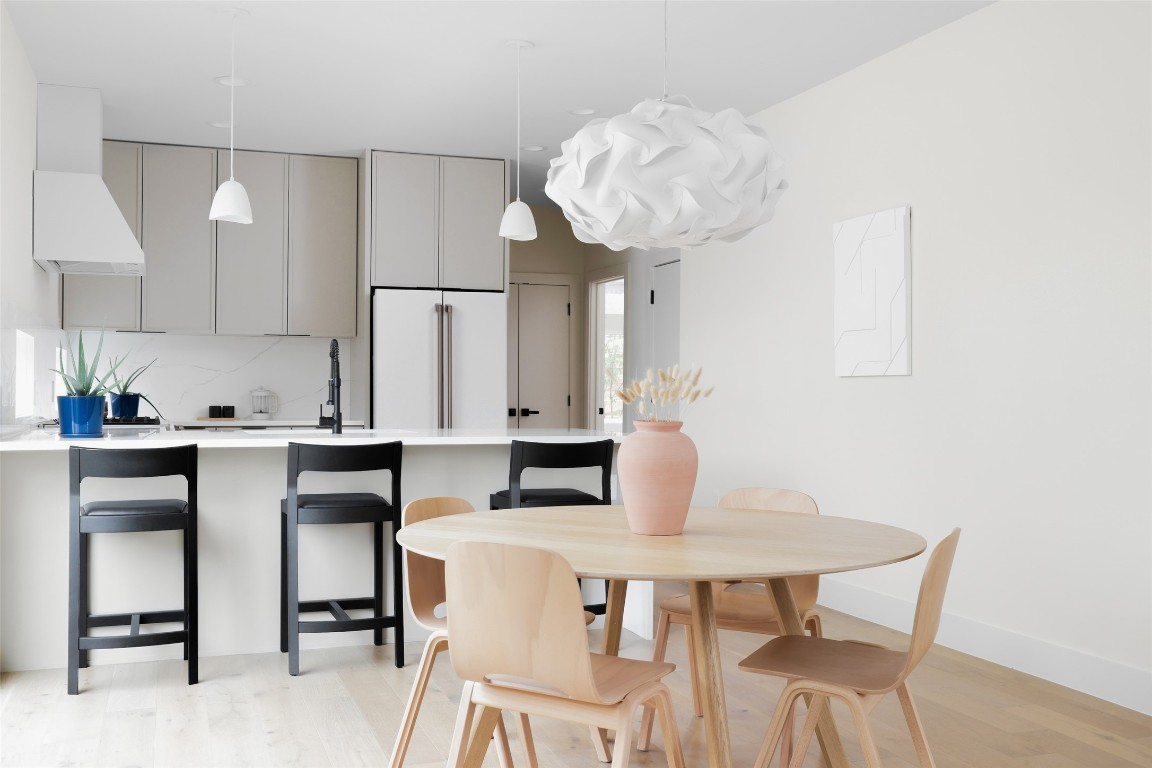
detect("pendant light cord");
top-left (228, 13), bottom-right (236, 181)
top-left (662, 0), bottom-right (668, 101)
top-left (515, 43), bottom-right (522, 202)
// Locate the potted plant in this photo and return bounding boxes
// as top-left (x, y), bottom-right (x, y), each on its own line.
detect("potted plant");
top-left (107, 357), bottom-right (163, 421)
top-left (52, 330), bottom-right (121, 438)
top-left (614, 365), bottom-right (714, 535)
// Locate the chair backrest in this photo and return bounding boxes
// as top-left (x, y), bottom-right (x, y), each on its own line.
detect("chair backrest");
top-left (287, 440), bottom-right (402, 498)
top-left (508, 439), bottom-right (614, 507)
top-left (718, 488), bottom-right (820, 609)
top-left (899, 528), bottom-right (961, 682)
top-left (70, 444), bottom-right (197, 507)
top-left (402, 497), bottom-right (475, 630)
top-left (445, 540), bottom-right (605, 703)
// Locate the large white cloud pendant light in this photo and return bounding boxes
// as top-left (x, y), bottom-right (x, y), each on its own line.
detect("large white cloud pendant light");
top-left (499, 40), bottom-right (536, 241)
top-left (545, 96), bottom-right (786, 251)
top-left (545, 0), bottom-right (785, 251)
top-left (210, 9), bottom-right (252, 224)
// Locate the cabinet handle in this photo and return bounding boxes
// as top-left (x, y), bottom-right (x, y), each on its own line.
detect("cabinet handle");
top-left (435, 303), bottom-right (444, 429)
top-left (445, 304), bottom-right (453, 428)
top-left (520, 408), bottom-right (540, 417)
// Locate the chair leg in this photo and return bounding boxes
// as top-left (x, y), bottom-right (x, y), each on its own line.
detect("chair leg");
top-left (897, 683), bottom-right (936, 768)
top-left (285, 515), bottom-right (301, 676)
top-left (515, 713), bottom-right (539, 768)
top-left (684, 622), bottom-right (703, 717)
top-left (844, 693), bottom-right (883, 768)
top-left (590, 725), bottom-right (612, 762)
top-left (391, 522), bottom-right (405, 668)
top-left (651, 687), bottom-right (685, 768)
top-left (374, 520), bottom-right (384, 647)
top-left (806, 613), bottom-right (823, 638)
top-left (788, 694), bottom-right (824, 768)
top-left (447, 682), bottom-right (479, 768)
top-left (388, 632), bottom-right (448, 768)
top-left (79, 532), bottom-right (90, 670)
top-left (186, 520), bottom-right (199, 685)
top-left (752, 684), bottom-right (808, 768)
top-left (610, 699), bottom-right (637, 768)
top-left (638, 609), bottom-right (673, 750)
top-left (493, 715), bottom-right (514, 768)
top-left (461, 705), bottom-right (502, 768)
top-left (67, 522), bottom-right (82, 695)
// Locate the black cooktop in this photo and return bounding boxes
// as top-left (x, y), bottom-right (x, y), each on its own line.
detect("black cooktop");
top-left (104, 417), bottom-right (160, 425)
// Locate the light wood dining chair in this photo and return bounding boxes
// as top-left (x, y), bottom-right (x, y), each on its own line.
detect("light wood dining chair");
top-left (388, 497), bottom-right (522, 768)
top-left (444, 540), bottom-right (685, 768)
top-left (639, 487), bottom-right (823, 749)
top-left (738, 528), bottom-right (961, 768)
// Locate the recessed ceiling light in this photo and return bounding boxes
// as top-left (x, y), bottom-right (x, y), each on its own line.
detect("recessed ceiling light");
top-left (214, 76), bottom-right (248, 87)
top-left (520, 144), bottom-right (546, 152)
top-left (569, 108), bottom-right (597, 116)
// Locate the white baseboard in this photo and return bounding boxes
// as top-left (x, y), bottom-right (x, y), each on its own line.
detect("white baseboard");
top-left (818, 578), bottom-right (1152, 716)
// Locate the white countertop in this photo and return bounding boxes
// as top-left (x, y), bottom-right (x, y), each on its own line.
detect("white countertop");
top-left (171, 419), bottom-right (367, 429)
top-left (0, 426), bottom-right (621, 452)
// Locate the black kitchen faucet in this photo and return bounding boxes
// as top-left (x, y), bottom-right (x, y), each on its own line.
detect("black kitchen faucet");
top-left (319, 339), bottom-right (342, 433)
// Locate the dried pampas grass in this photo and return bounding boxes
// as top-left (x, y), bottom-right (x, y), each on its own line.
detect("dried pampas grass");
top-left (614, 365), bottom-right (714, 422)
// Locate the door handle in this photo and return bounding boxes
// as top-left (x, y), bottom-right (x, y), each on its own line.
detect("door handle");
top-left (520, 408), bottom-right (540, 417)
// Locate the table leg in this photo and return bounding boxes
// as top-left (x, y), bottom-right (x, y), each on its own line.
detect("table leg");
top-left (766, 578), bottom-right (849, 768)
top-left (688, 580), bottom-right (732, 768)
top-left (600, 579), bottom-right (628, 656)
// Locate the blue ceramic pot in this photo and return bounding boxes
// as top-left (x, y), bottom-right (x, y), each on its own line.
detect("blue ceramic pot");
top-left (109, 393), bottom-right (140, 419)
top-left (58, 395), bottom-right (104, 437)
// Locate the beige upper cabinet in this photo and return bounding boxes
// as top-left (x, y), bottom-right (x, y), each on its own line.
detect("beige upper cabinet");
top-left (440, 156), bottom-right (506, 291)
top-left (371, 151), bottom-right (506, 291)
top-left (287, 155), bottom-right (357, 337)
top-left (215, 151), bottom-right (289, 336)
top-left (62, 141), bottom-right (142, 330)
top-left (141, 144), bottom-right (216, 333)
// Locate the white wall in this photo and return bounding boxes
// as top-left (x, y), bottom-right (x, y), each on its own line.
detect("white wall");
top-left (0, 4), bottom-right (60, 428)
top-left (681, 1), bottom-right (1150, 713)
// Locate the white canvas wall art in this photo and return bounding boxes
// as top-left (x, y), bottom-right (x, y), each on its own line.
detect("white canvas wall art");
top-left (833, 206), bottom-right (911, 376)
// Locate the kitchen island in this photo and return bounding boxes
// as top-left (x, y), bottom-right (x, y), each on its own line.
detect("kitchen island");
top-left (0, 427), bottom-right (624, 673)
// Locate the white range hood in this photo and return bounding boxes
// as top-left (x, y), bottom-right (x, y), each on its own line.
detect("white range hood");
top-left (33, 85), bottom-right (145, 275)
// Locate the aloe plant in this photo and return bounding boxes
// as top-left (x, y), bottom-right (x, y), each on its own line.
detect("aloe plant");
top-left (108, 356), bottom-right (165, 419)
top-left (53, 330), bottom-right (121, 397)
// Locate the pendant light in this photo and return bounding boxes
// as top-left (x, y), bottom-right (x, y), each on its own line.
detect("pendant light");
top-left (499, 40), bottom-right (536, 241)
top-left (209, 9), bottom-right (252, 224)
top-left (545, 1), bottom-right (786, 251)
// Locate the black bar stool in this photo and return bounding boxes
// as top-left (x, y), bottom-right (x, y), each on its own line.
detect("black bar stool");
top-left (68, 444), bottom-right (198, 695)
top-left (280, 441), bottom-right (404, 675)
top-left (489, 439), bottom-right (614, 614)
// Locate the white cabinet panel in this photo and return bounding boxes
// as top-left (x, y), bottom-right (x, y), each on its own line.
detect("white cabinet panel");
top-left (444, 291), bottom-right (507, 429)
top-left (215, 151), bottom-right (288, 335)
top-left (371, 152), bottom-right (438, 288)
top-left (62, 141), bottom-right (141, 330)
top-left (288, 155), bottom-right (357, 337)
top-left (142, 144), bottom-right (216, 333)
top-left (440, 156), bottom-right (506, 291)
top-left (372, 289), bottom-right (440, 430)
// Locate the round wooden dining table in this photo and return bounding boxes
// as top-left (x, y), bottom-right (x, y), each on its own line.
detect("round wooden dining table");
top-left (397, 504), bottom-right (927, 768)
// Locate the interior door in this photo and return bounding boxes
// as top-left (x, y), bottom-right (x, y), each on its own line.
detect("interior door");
top-left (651, 260), bottom-right (681, 418)
top-left (513, 282), bottom-right (570, 429)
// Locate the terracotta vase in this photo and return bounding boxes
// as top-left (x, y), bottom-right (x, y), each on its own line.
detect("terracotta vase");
top-left (618, 420), bottom-right (698, 535)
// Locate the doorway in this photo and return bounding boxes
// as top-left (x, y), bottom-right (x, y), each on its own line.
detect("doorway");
top-left (589, 275), bottom-right (626, 432)
top-left (508, 274), bottom-right (576, 430)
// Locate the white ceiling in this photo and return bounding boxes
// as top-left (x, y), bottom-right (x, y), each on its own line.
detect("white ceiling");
top-left (6, 0), bottom-right (988, 206)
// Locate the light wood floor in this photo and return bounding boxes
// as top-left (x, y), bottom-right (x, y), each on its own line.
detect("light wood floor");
top-left (2, 608), bottom-right (1149, 767)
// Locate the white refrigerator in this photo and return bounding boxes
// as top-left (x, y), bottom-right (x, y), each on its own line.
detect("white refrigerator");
top-left (372, 288), bottom-right (507, 430)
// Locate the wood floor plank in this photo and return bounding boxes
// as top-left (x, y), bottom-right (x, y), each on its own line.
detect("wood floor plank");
top-left (1, 609), bottom-right (1148, 768)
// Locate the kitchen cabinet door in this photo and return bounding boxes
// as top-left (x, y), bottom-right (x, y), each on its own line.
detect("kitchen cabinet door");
top-left (440, 156), bottom-right (506, 291)
top-left (62, 141), bottom-right (141, 330)
top-left (370, 151), bottom-right (438, 288)
top-left (287, 155), bottom-right (357, 337)
top-left (215, 151), bottom-right (288, 335)
top-left (141, 144), bottom-right (216, 333)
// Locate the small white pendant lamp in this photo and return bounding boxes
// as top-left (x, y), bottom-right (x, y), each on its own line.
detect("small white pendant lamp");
top-left (210, 10), bottom-right (252, 224)
top-left (499, 40), bottom-right (536, 241)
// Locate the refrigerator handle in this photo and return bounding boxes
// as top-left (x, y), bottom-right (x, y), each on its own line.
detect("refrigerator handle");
top-left (435, 303), bottom-right (444, 429)
top-left (445, 303), bottom-right (454, 429)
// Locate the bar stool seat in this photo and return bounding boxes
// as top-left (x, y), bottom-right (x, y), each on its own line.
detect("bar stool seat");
top-left (489, 487), bottom-right (601, 507)
top-left (280, 441), bottom-right (404, 676)
top-left (68, 444), bottom-right (198, 695)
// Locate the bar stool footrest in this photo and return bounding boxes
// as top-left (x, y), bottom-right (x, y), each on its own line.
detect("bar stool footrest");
top-left (87, 610), bottom-right (186, 628)
top-left (79, 629), bottom-right (189, 650)
top-left (298, 616), bottom-right (399, 633)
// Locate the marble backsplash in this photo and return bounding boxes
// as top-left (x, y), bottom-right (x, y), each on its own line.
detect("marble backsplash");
top-left (5, 328), bottom-right (355, 425)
